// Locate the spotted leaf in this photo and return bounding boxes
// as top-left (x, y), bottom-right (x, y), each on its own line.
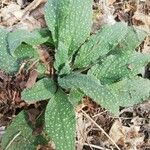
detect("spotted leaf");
top-left (74, 23), bottom-right (147, 68)
top-left (69, 89), bottom-right (84, 106)
top-left (89, 52), bottom-right (150, 84)
top-left (21, 78), bottom-right (56, 102)
top-left (45, 0), bottom-right (93, 72)
top-left (58, 73), bottom-right (119, 114)
top-left (8, 28), bottom-right (51, 56)
top-left (0, 29), bottom-right (19, 74)
top-left (45, 89), bottom-right (76, 150)
top-left (14, 44), bottom-right (39, 61)
top-left (1, 111), bottom-right (36, 150)
top-left (110, 77), bottom-right (150, 107)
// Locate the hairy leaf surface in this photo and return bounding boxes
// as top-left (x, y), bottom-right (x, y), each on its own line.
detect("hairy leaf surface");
top-left (1, 112), bottom-right (36, 150)
top-left (22, 78), bottom-right (56, 102)
top-left (89, 52), bottom-right (150, 84)
top-left (74, 23), bottom-right (147, 68)
top-left (58, 73), bottom-right (119, 113)
top-left (110, 77), bottom-right (150, 107)
top-left (0, 29), bottom-right (19, 74)
top-left (8, 28), bottom-right (50, 56)
top-left (69, 89), bottom-right (84, 106)
top-left (45, 89), bottom-right (76, 150)
top-left (14, 44), bottom-right (39, 60)
top-left (45, 0), bottom-right (93, 71)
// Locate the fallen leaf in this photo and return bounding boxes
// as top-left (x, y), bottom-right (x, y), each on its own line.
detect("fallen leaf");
top-left (26, 70), bottom-right (38, 88)
top-left (109, 120), bottom-right (125, 146)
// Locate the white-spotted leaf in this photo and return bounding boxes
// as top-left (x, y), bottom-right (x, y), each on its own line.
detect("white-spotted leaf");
top-left (8, 28), bottom-right (50, 56)
top-left (0, 29), bottom-right (19, 74)
top-left (58, 73), bottom-right (119, 114)
top-left (89, 52), bottom-right (150, 84)
top-left (14, 44), bottom-right (39, 60)
top-left (69, 89), bottom-right (84, 106)
top-left (45, 0), bottom-right (93, 72)
top-left (1, 111), bottom-right (36, 150)
top-left (45, 89), bottom-right (76, 150)
top-left (21, 78), bottom-right (56, 102)
top-left (74, 23), bottom-right (147, 68)
top-left (110, 77), bottom-right (150, 107)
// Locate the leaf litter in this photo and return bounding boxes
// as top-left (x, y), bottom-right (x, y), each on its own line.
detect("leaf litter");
top-left (0, 0), bottom-right (150, 149)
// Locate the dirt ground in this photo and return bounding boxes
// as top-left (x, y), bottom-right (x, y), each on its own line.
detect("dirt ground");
top-left (0, 0), bottom-right (150, 150)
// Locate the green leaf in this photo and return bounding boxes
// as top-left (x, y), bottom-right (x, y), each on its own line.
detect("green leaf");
top-left (74, 23), bottom-right (147, 68)
top-left (0, 29), bottom-right (44, 74)
top-left (109, 26), bottom-right (147, 55)
top-left (88, 52), bottom-right (150, 84)
top-left (110, 77), bottom-right (150, 107)
top-left (69, 89), bottom-right (84, 106)
top-left (1, 111), bottom-right (36, 150)
top-left (0, 29), bottom-right (19, 74)
top-left (8, 28), bottom-right (50, 56)
top-left (45, 0), bottom-right (93, 71)
top-left (45, 89), bottom-right (76, 150)
top-left (36, 63), bottom-right (47, 78)
top-left (21, 78), bottom-right (56, 102)
top-left (14, 44), bottom-right (39, 61)
top-left (58, 73), bottom-right (119, 114)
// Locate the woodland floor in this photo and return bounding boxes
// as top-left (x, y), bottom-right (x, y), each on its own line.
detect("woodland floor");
top-left (0, 0), bottom-right (150, 150)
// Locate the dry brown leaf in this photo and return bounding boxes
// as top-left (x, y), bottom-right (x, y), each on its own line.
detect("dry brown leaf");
top-left (132, 12), bottom-right (150, 32)
top-left (123, 125), bottom-right (145, 150)
top-left (76, 112), bottom-right (88, 150)
top-left (109, 120), bottom-right (125, 147)
top-left (0, 2), bottom-right (22, 27)
top-left (25, 70), bottom-right (38, 89)
top-left (108, 0), bottom-right (116, 5)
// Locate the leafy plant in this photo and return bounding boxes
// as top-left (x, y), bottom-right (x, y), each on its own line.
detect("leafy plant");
top-left (0, 0), bottom-right (150, 149)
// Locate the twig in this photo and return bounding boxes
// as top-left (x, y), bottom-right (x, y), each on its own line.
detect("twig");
top-left (22, 0), bottom-right (47, 17)
top-left (5, 131), bottom-right (21, 150)
top-left (81, 110), bottom-right (121, 150)
top-left (76, 141), bottom-right (108, 150)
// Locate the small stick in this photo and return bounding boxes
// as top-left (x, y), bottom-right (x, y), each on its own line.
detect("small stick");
top-left (5, 131), bottom-right (21, 150)
top-left (76, 141), bottom-right (108, 150)
top-left (81, 110), bottom-right (121, 150)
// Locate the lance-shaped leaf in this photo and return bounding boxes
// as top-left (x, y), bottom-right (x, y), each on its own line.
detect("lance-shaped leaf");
top-left (74, 23), bottom-right (147, 68)
top-left (45, 0), bottom-right (93, 71)
top-left (1, 111), bottom-right (36, 150)
top-left (110, 77), bottom-right (150, 107)
top-left (58, 73), bottom-right (119, 114)
top-left (21, 78), bottom-right (56, 102)
top-left (109, 26), bottom-right (148, 55)
top-left (8, 28), bottom-right (51, 56)
top-left (45, 89), bottom-right (76, 150)
top-left (69, 89), bottom-right (84, 106)
top-left (0, 29), bottom-right (19, 74)
top-left (89, 52), bottom-right (150, 84)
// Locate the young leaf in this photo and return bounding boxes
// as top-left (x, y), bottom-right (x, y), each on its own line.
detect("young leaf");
top-left (0, 29), bottom-right (19, 74)
top-left (8, 28), bottom-right (50, 56)
top-left (14, 44), bottom-right (39, 61)
top-left (58, 73), bottom-right (119, 114)
top-left (36, 63), bottom-right (47, 78)
top-left (45, 0), bottom-right (93, 71)
top-left (110, 77), bottom-right (150, 107)
top-left (69, 89), bottom-right (84, 106)
top-left (74, 23), bottom-right (147, 68)
top-left (21, 78), bottom-right (56, 102)
top-left (1, 111), bottom-right (36, 150)
top-left (45, 89), bottom-right (76, 150)
top-left (88, 52), bottom-right (150, 84)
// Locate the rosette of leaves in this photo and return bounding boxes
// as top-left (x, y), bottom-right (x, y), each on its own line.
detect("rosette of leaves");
top-left (1, 0), bottom-right (150, 150)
